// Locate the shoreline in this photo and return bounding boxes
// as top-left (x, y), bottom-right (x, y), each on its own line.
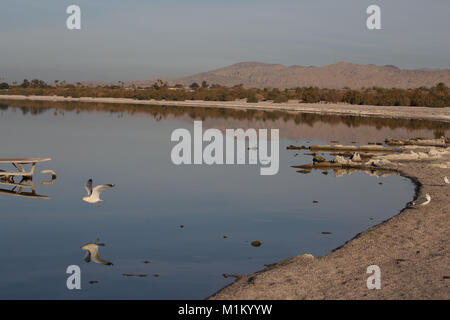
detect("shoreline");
top-left (209, 146), bottom-right (450, 300)
top-left (1, 94), bottom-right (450, 122)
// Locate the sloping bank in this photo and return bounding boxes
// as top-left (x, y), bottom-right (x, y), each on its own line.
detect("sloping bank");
top-left (209, 141), bottom-right (450, 300)
top-left (0, 95), bottom-right (449, 122)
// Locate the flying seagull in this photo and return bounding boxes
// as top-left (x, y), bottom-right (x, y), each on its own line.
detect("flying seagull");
top-left (81, 241), bottom-right (113, 266)
top-left (83, 179), bottom-right (115, 204)
top-left (409, 193), bottom-right (431, 207)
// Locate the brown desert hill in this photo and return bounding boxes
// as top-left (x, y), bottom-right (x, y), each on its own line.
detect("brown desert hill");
top-left (130, 62), bottom-right (450, 89)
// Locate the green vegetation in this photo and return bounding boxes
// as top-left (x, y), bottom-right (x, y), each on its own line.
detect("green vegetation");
top-left (0, 82), bottom-right (9, 90)
top-left (0, 79), bottom-right (449, 108)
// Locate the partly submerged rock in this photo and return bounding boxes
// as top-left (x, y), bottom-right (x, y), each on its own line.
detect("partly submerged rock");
top-left (251, 241), bottom-right (262, 247)
top-left (287, 145), bottom-right (307, 150)
top-left (313, 155), bottom-right (326, 163)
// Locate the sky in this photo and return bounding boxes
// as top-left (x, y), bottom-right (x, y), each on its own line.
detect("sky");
top-left (0, 0), bottom-right (449, 83)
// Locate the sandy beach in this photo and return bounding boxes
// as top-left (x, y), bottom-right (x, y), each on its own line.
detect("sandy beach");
top-left (0, 94), bottom-right (449, 122)
top-left (209, 146), bottom-right (450, 300)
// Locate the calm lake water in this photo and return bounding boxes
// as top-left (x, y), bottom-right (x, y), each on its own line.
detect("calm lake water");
top-left (0, 101), bottom-right (448, 299)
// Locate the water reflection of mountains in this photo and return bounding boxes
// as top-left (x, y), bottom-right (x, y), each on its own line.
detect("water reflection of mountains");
top-left (1, 100), bottom-right (448, 139)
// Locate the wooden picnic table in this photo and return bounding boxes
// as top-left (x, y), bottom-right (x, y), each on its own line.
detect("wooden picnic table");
top-left (0, 158), bottom-right (51, 178)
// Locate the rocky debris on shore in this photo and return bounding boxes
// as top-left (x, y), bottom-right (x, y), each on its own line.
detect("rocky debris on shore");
top-left (293, 141), bottom-right (450, 173)
top-left (310, 144), bottom-right (397, 153)
top-left (385, 137), bottom-right (449, 147)
top-left (313, 155), bottom-right (326, 163)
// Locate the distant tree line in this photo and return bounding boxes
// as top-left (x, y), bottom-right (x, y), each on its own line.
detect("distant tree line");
top-left (0, 78), bottom-right (449, 108)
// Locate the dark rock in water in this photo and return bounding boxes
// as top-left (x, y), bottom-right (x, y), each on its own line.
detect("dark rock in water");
top-left (297, 169), bottom-right (311, 174)
top-left (179, 225), bottom-right (184, 228)
top-left (153, 274), bottom-right (160, 277)
top-left (223, 235), bottom-right (228, 239)
top-left (89, 280), bottom-right (99, 284)
top-left (122, 273), bottom-right (136, 277)
top-left (369, 217), bottom-right (374, 220)
top-left (313, 155), bottom-right (326, 163)
top-left (138, 274), bottom-right (147, 277)
top-left (313, 200), bottom-right (319, 203)
top-left (321, 232), bottom-right (332, 235)
top-left (321, 171), bottom-right (329, 175)
top-left (222, 273), bottom-right (229, 279)
top-left (251, 241), bottom-right (262, 247)
top-left (287, 145), bottom-right (307, 150)
top-left (144, 260), bottom-right (151, 264)
top-left (378, 182), bottom-right (383, 185)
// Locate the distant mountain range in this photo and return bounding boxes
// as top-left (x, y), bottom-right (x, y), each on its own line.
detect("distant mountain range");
top-left (129, 62), bottom-right (450, 89)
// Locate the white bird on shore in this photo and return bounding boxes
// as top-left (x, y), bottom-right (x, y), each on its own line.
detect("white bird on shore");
top-left (81, 241), bottom-right (113, 266)
top-left (82, 179), bottom-right (115, 204)
top-left (444, 176), bottom-right (449, 185)
top-left (410, 193), bottom-right (431, 207)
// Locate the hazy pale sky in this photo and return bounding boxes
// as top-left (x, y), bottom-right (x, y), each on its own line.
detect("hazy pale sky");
top-left (1, 0), bottom-right (449, 82)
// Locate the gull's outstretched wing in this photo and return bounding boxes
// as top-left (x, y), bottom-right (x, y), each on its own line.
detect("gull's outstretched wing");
top-left (92, 256), bottom-right (113, 266)
top-left (85, 179), bottom-right (93, 196)
top-left (90, 245), bottom-right (113, 265)
top-left (84, 251), bottom-right (91, 263)
top-left (83, 243), bottom-right (113, 266)
top-left (92, 184), bottom-right (115, 198)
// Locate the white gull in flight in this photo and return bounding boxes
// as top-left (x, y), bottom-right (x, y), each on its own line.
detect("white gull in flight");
top-left (82, 179), bottom-right (115, 204)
